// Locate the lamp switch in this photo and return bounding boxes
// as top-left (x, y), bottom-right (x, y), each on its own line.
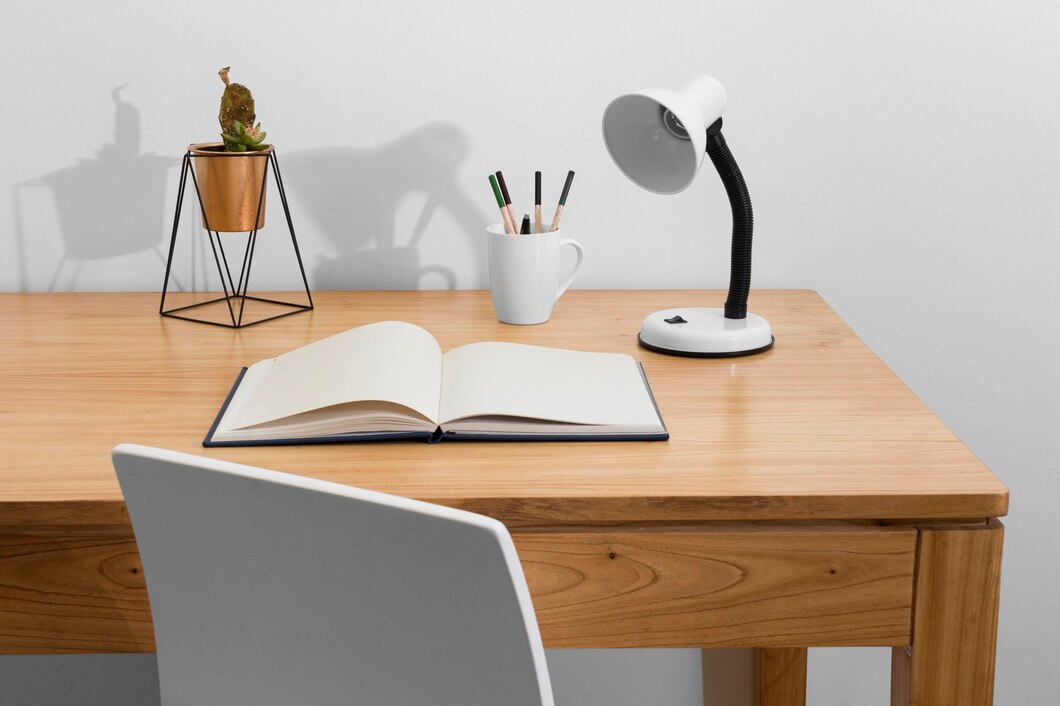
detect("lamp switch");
top-left (664, 315), bottom-right (688, 324)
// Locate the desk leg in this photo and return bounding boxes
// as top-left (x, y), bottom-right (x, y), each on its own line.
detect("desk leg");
top-left (890, 520), bottom-right (1004, 706)
top-left (701, 648), bottom-right (806, 706)
top-left (753, 648), bottom-right (807, 706)
top-left (701, 648), bottom-right (752, 706)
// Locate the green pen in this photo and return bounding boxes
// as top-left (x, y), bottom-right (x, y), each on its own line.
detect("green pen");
top-left (495, 171), bottom-right (519, 235)
top-left (489, 174), bottom-right (516, 234)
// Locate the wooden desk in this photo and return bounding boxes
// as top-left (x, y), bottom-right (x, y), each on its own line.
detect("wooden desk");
top-left (0, 291), bottom-right (1006, 705)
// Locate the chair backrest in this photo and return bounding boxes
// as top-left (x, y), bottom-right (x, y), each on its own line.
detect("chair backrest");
top-left (113, 445), bottom-right (553, 706)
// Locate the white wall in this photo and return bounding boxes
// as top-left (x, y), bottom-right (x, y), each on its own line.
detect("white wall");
top-left (2, 1), bottom-right (1057, 703)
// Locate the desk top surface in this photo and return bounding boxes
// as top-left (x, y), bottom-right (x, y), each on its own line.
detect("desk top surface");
top-left (0, 290), bottom-right (1007, 529)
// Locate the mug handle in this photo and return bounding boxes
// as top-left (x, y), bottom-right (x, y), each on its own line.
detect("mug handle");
top-left (555, 239), bottom-right (585, 301)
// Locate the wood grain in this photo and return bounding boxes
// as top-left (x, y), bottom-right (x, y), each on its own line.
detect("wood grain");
top-left (754, 648), bottom-right (807, 706)
top-left (0, 290), bottom-right (1007, 529)
top-left (0, 531), bottom-right (153, 653)
top-left (515, 526), bottom-right (916, 648)
top-left (890, 520), bottom-right (1004, 706)
top-left (0, 521), bottom-right (911, 652)
top-left (0, 524), bottom-right (914, 654)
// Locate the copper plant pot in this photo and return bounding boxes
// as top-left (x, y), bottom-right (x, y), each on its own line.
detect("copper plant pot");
top-left (188, 142), bottom-right (273, 232)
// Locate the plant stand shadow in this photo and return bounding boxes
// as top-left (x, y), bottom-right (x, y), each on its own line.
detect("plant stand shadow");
top-left (159, 149), bottom-right (313, 328)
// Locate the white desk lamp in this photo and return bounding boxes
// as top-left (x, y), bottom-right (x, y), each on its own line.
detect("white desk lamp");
top-left (602, 75), bottom-right (773, 356)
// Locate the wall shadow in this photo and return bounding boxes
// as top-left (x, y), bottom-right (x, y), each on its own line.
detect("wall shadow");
top-left (11, 85), bottom-right (175, 291)
top-left (280, 123), bottom-right (485, 290)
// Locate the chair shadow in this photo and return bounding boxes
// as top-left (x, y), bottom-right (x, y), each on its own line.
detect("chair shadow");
top-left (11, 84), bottom-right (176, 291)
top-left (280, 122), bottom-right (487, 290)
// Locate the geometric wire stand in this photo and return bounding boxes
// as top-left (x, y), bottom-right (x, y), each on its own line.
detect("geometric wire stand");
top-left (159, 149), bottom-right (314, 328)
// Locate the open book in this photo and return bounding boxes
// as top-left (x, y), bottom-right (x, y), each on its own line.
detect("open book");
top-left (204, 321), bottom-right (668, 446)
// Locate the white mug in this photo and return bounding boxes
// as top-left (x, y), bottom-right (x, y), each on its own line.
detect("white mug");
top-left (486, 224), bottom-right (585, 325)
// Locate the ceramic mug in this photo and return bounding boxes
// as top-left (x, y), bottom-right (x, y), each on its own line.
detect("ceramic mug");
top-left (486, 224), bottom-right (585, 325)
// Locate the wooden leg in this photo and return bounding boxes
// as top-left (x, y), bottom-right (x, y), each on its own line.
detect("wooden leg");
top-left (753, 648), bottom-right (807, 706)
top-left (701, 648), bottom-right (806, 706)
top-left (701, 648), bottom-right (752, 706)
top-left (891, 520), bottom-right (1004, 706)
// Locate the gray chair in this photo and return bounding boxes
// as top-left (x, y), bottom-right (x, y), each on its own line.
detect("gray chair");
top-left (113, 444), bottom-right (554, 705)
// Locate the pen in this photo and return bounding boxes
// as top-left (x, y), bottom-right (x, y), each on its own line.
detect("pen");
top-left (489, 174), bottom-right (516, 234)
top-left (520, 213), bottom-right (531, 235)
top-left (495, 171), bottom-right (519, 236)
top-left (550, 170), bottom-right (575, 231)
top-left (534, 171), bottom-right (542, 234)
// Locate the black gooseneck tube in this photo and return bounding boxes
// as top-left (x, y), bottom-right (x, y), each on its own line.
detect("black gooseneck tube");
top-left (704, 118), bottom-right (753, 320)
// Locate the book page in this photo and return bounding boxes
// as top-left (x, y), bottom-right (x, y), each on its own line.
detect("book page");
top-left (439, 342), bottom-right (662, 428)
top-left (219, 321), bottom-right (443, 432)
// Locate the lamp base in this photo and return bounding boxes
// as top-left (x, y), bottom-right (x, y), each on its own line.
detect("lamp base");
top-left (638, 307), bottom-right (774, 357)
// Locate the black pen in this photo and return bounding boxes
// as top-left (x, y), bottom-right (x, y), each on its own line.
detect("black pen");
top-left (551, 170), bottom-right (575, 231)
top-left (534, 171), bottom-right (542, 234)
top-left (520, 213), bottom-right (531, 235)
top-left (489, 174), bottom-right (516, 234)
top-left (495, 171), bottom-right (518, 236)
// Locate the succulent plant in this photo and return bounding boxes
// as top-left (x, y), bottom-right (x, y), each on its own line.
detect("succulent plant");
top-left (218, 67), bottom-right (268, 152)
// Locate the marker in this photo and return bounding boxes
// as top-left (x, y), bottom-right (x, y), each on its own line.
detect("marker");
top-left (520, 213), bottom-right (531, 235)
top-left (550, 170), bottom-right (575, 231)
top-left (495, 171), bottom-right (519, 236)
top-left (489, 174), bottom-right (516, 234)
top-left (534, 171), bottom-right (542, 234)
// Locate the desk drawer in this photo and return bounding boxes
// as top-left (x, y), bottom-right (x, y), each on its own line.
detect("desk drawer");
top-left (514, 525), bottom-right (916, 649)
top-left (0, 525), bottom-right (915, 654)
top-left (0, 533), bottom-right (154, 653)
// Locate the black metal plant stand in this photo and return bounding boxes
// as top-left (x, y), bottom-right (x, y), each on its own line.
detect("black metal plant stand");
top-left (159, 149), bottom-right (313, 328)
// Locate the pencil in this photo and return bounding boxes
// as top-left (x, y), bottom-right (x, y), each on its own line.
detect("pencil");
top-left (520, 213), bottom-right (531, 235)
top-left (550, 170), bottom-right (575, 231)
top-left (534, 171), bottom-right (542, 234)
top-left (495, 171), bottom-right (519, 236)
top-left (489, 174), bottom-right (516, 235)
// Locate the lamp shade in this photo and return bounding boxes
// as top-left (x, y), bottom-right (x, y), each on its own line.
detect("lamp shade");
top-left (601, 75), bottom-right (726, 194)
